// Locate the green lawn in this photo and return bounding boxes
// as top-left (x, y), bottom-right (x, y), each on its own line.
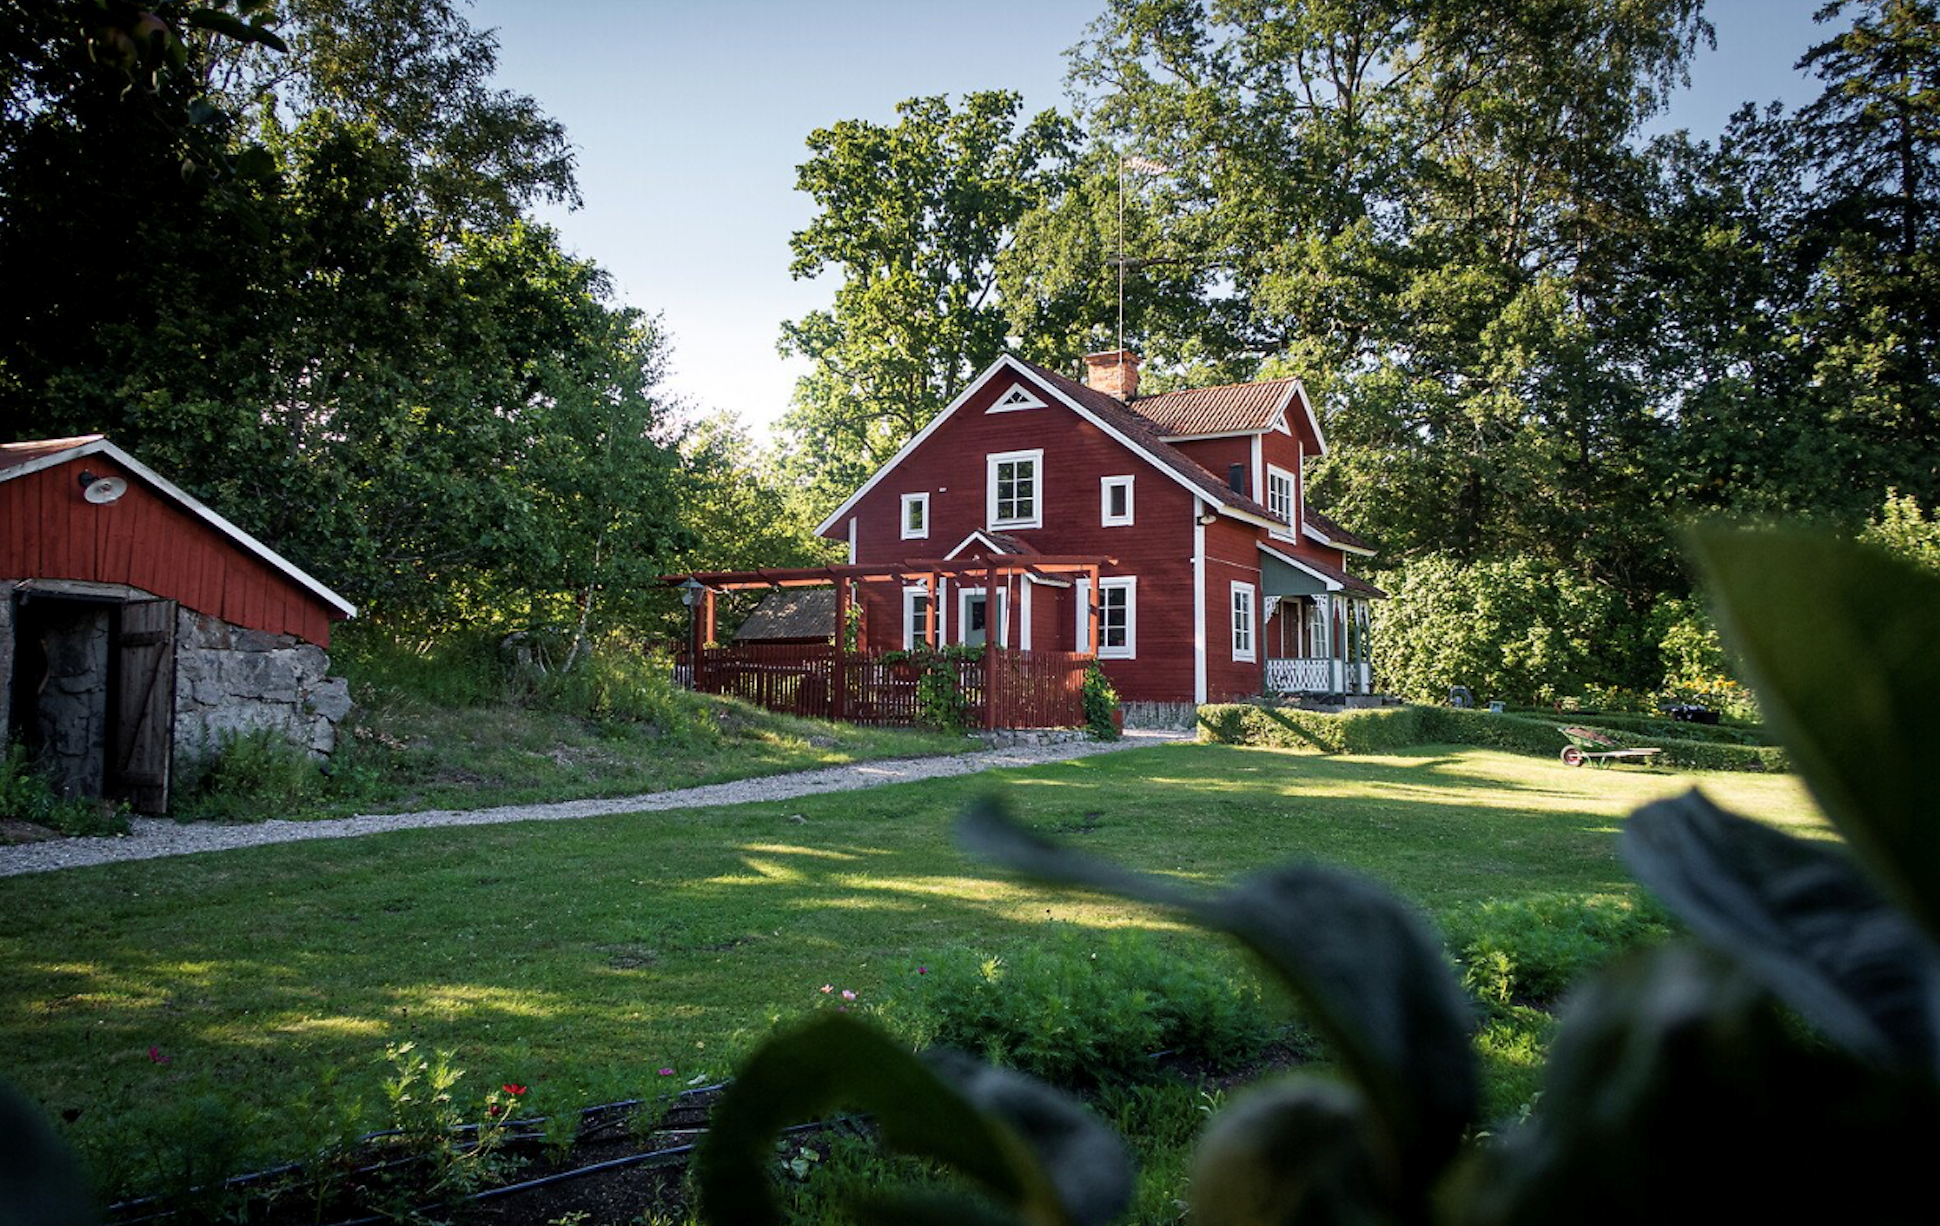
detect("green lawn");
top-left (0, 742), bottom-right (1820, 1200)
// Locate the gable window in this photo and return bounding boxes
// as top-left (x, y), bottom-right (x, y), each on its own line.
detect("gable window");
top-left (902, 586), bottom-right (935, 649)
top-left (988, 383), bottom-right (1047, 413)
top-left (987, 449), bottom-right (1043, 530)
top-left (1266, 465), bottom-right (1296, 531)
top-left (1231, 581), bottom-right (1256, 662)
top-left (1100, 476), bottom-right (1134, 527)
top-left (901, 492), bottom-right (930, 540)
top-left (1077, 576), bottom-right (1137, 659)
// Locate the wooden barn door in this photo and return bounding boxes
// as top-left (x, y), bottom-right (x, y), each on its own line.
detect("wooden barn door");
top-left (114, 599), bottom-right (177, 814)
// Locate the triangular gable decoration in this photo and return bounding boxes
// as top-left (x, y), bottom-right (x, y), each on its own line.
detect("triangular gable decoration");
top-left (987, 383), bottom-right (1047, 413)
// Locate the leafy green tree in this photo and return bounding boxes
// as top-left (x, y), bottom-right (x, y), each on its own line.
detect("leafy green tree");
top-left (776, 92), bottom-right (1078, 512)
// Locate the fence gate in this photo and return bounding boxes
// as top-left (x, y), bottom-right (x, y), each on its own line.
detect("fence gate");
top-left (113, 598), bottom-right (177, 814)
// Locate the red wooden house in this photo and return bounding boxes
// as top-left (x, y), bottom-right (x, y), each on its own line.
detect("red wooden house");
top-left (815, 350), bottom-right (1384, 705)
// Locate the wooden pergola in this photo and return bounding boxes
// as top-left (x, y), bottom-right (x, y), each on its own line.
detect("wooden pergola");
top-left (664, 555), bottom-right (1118, 657)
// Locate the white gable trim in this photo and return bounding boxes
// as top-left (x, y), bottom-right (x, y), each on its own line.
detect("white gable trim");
top-left (813, 354), bottom-right (1283, 537)
top-left (986, 382), bottom-right (1047, 413)
top-left (1302, 521), bottom-right (1376, 556)
top-left (0, 437), bottom-right (357, 617)
top-left (944, 529), bottom-right (1018, 559)
top-left (1292, 379), bottom-right (1326, 455)
top-left (1259, 541), bottom-right (1344, 592)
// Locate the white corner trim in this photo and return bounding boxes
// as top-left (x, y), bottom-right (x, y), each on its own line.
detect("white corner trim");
top-left (1250, 436), bottom-right (1264, 503)
top-left (1193, 501), bottom-right (1208, 703)
top-left (1020, 577), bottom-right (1033, 650)
top-left (847, 516), bottom-right (858, 564)
top-left (0, 437), bottom-right (357, 618)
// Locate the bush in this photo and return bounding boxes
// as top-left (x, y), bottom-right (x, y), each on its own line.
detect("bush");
top-left (885, 930), bottom-right (1275, 1087)
top-left (1371, 554), bottom-right (1650, 705)
top-left (0, 744), bottom-right (129, 836)
top-left (175, 727), bottom-right (323, 822)
top-left (1443, 893), bottom-right (1675, 1006)
top-left (1083, 661), bottom-right (1120, 740)
top-left (532, 645), bottom-right (693, 733)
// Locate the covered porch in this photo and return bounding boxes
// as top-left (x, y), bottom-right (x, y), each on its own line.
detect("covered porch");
top-left (1257, 544), bottom-right (1385, 698)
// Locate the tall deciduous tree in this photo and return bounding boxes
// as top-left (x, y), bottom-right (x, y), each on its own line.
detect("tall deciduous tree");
top-left (777, 91), bottom-right (1078, 511)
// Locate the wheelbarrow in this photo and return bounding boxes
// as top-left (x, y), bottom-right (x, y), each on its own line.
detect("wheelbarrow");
top-left (1557, 725), bottom-right (1662, 768)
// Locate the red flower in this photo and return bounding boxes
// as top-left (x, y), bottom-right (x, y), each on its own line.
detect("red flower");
top-left (147, 1046), bottom-right (170, 1065)
top-left (488, 1104), bottom-right (501, 1117)
top-left (502, 1083), bottom-right (527, 1096)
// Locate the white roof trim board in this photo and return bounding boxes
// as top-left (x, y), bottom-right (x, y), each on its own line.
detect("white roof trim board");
top-left (1258, 540), bottom-right (1344, 592)
top-left (1303, 520), bottom-right (1375, 556)
top-left (814, 354), bottom-right (1283, 537)
top-left (943, 529), bottom-right (1016, 559)
top-left (0, 437), bottom-right (358, 618)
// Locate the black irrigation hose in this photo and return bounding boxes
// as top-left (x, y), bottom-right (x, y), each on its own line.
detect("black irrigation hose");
top-left (103, 1083), bottom-right (732, 1223)
top-left (315, 1116), bottom-right (870, 1226)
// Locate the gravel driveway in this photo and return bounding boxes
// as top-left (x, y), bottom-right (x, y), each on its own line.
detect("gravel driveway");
top-left (0, 730), bottom-right (1189, 878)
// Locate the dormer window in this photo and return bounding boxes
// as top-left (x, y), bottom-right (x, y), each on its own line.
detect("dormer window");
top-left (988, 383), bottom-right (1047, 413)
top-left (1266, 465), bottom-right (1296, 531)
top-left (901, 492), bottom-right (930, 540)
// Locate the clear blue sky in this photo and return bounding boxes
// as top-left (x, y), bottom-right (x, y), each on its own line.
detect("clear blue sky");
top-left (469, 0), bottom-right (1829, 440)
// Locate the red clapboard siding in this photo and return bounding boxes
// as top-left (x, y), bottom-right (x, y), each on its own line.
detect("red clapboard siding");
top-left (0, 455), bottom-right (341, 647)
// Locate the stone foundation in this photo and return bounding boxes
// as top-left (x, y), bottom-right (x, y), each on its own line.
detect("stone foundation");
top-left (172, 608), bottom-right (352, 762)
top-left (1120, 701), bottom-right (1199, 730)
top-left (976, 727), bottom-right (1095, 749)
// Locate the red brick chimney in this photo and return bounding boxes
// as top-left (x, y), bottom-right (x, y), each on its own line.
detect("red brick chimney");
top-left (1083, 349), bottom-right (1141, 401)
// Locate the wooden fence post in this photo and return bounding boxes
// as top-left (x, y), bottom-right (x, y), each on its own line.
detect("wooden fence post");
top-left (833, 580), bottom-right (849, 722)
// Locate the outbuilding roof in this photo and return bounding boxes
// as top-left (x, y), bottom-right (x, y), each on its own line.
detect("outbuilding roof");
top-left (1130, 378), bottom-right (1301, 438)
top-left (0, 435), bottom-right (356, 619)
top-left (733, 588), bottom-right (836, 641)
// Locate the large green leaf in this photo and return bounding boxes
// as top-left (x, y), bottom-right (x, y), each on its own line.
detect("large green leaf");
top-left (1192, 1076), bottom-right (1393, 1226)
top-left (696, 1011), bottom-right (1130, 1226)
top-left (0, 1082), bottom-right (98, 1226)
top-left (1459, 946), bottom-right (1940, 1224)
top-left (960, 800), bottom-right (1475, 1192)
top-left (1626, 791), bottom-right (1940, 1075)
top-left (1688, 526), bottom-right (1940, 941)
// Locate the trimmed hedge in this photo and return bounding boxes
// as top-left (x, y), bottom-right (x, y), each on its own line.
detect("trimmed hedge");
top-left (1197, 703), bottom-right (1789, 773)
top-left (1505, 708), bottom-right (1774, 747)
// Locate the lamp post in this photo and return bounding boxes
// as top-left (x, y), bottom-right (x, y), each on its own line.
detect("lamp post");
top-left (678, 577), bottom-right (706, 689)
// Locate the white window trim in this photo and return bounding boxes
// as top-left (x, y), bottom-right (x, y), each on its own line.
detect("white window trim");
top-left (1231, 581), bottom-right (1257, 663)
top-left (1265, 464), bottom-right (1297, 540)
top-left (1100, 475), bottom-right (1135, 527)
top-left (956, 586), bottom-right (1010, 647)
top-left (900, 492), bottom-right (930, 540)
top-left (902, 586), bottom-right (936, 650)
top-left (1077, 576), bottom-right (1138, 659)
top-left (986, 448), bottom-right (1043, 530)
top-left (987, 382), bottom-right (1047, 413)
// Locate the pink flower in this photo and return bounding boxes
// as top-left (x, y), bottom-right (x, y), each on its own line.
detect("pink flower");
top-left (658, 1067), bottom-right (675, 1077)
top-left (147, 1046), bottom-right (170, 1065)
top-left (916, 966), bottom-right (928, 975)
top-left (840, 989), bottom-right (857, 1002)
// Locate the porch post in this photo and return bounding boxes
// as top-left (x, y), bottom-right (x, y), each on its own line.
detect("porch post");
top-left (702, 587), bottom-right (717, 649)
top-left (926, 570), bottom-right (939, 647)
top-left (833, 579), bottom-right (849, 721)
top-left (1086, 563), bottom-right (1101, 657)
top-left (984, 562), bottom-right (999, 730)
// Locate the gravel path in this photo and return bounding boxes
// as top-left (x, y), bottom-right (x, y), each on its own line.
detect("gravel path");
top-left (0, 730), bottom-right (1189, 878)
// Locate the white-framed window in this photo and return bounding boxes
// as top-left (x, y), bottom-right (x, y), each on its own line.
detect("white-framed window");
top-left (986, 449), bottom-right (1043, 530)
top-left (1231, 581), bottom-right (1256, 662)
top-left (902, 586), bottom-right (936, 649)
top-left (1266, 465), bottom-right (1296, 531)
top-left (1100, 475), bottom-right (1134, 527)
top-left (1077, 576), bottom-right (1137, 659)
top-left (900, 492), bottom-right (930, 540)
top-left (957, 587), bottom-right (1009, 648)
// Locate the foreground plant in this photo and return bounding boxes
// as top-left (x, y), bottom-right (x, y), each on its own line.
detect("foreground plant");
top-left (696, 527), bottom-right (1940, 1223)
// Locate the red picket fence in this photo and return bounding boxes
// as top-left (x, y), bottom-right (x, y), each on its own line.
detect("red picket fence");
top-left (683, 644), bottom-right (1087, 730)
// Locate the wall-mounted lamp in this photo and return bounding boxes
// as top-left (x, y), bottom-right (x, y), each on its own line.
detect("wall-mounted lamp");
top-left (1198, 512), bottom-right (1219, 526)
top-left (77, 469), bottom-right (128, 504)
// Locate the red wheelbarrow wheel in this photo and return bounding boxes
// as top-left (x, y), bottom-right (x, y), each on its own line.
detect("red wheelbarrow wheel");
top-left (1560, 746), bottom-right (1586, 767)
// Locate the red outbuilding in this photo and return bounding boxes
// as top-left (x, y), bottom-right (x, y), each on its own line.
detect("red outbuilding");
top-left (2, 435), bottom-right (356, 812)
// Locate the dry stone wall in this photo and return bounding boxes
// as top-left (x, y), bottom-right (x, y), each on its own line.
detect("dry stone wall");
top-left (173, 608), bottom-right (352, 762)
